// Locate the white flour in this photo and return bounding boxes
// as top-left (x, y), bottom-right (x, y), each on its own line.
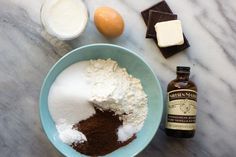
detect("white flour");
top-left (48, 59), bottom-right (148, 144)
top-left (87, 59), bottom-right (148, 141)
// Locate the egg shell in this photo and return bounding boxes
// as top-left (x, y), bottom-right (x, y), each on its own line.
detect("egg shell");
top-left (94, 7), bottom-right (124, 38)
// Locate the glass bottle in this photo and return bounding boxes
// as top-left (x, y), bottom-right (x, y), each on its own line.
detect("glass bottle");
top-left (165, 66), bottom-right (197, 138)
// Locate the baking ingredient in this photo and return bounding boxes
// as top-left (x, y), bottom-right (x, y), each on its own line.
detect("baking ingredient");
top-left (48, 61), bottom-right (95, 144)
top-left (141, 0), bottom-right (173, 24)
top-left (94, 7), bottom-right (124, 38)
top-left (72, 108), bottom-right (135, 156)
top-left (165, 66), bottom-right (197, 138)
top-left (146, 10), bottom-right (177, 38)
top-left (48, 61), bottom-right (95, 125)
top-left (56, 124), bottom-right (87, 145)
top-left (87, 59), bottom-right (148, 141)
top-left (155, 20), bottom-right (184, 47)
top-left (141, 1), bottom-right (190, 58)
top-left (41, 0), bottom-right (88, 40)
top-left (117, 124), bottom-right (142, 142)
top-left (48, 59), bottom-right (147, 150)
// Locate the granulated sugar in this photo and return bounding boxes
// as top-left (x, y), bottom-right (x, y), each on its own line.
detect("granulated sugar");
top-left (48, 61), bottom-right (95, 125)
top-left (48, 61), bottom-right (95, 144)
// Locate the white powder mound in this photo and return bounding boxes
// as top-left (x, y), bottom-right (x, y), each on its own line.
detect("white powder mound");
top-left (48, 61), bottom-right (95, 125)
top-left (117, 124), bottom-right (143, 142)
top-left (87, 59), bottom-right (148, 141)
top-left (56, 123), bottom-right (87, 145)
top-left (48, 61), bottom-right (95, 145)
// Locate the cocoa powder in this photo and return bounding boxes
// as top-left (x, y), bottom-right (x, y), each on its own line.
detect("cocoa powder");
top-left (72, 108), bottom-right (136, 156)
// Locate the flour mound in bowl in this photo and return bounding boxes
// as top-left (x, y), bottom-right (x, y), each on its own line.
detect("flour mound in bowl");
top-left (48, 59), bottom-right (148, 156)
top-left (87, 59), bottom-right (148, 141)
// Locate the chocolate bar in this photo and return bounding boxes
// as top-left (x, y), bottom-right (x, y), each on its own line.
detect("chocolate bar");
top-left (146, 11), bottom-right (177, 38)
top-left (141, 1), bottom-right (190, 58)
top-left (141, 1), bottom-right (173, 25)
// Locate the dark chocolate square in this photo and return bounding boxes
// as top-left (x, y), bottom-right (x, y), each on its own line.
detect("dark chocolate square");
top-left (141, 1), bottom-right (172, 25)
top-left (146, 10), bottom-right (177, 38)
top-left (141, 1), bottom-right (190, 58)
top-left (158, 37), bottom-right (190, 58)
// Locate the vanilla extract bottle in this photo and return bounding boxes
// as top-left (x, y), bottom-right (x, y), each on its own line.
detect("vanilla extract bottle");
top-left (165, 66), bottom-right (197, 138)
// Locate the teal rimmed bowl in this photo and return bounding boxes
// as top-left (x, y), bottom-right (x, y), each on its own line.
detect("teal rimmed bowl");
top-left (39, 43), bottom-right (163, 157)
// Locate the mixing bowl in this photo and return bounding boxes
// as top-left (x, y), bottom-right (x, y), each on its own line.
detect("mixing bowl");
top-left (39, 43), bottom-right (163, 157)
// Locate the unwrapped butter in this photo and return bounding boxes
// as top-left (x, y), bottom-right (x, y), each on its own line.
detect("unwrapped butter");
top-left (155, 20), bottom-right (184, 47)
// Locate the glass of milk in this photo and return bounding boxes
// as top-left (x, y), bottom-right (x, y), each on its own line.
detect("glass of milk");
top-left (40, 0), bottom-right (88, 40)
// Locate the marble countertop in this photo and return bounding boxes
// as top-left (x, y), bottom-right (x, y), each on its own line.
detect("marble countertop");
top-left (1, 0), bottom-right (236, 156)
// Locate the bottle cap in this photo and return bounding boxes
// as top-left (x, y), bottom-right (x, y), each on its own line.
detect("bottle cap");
top-left (177, 66), bottom-right (190, 73)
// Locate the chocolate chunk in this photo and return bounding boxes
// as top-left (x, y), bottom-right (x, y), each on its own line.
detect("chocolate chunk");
top-left (159, 37), bottom-right (190, 58)
top-left (141, 1), bottom-right (172, 25)
top-left (146, 11), bottom-right (177, 38)
top-left (141, 1), bottom-right (190, 58)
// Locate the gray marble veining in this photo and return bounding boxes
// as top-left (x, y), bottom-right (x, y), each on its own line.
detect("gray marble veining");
top-left (1, 0), bottom-right (236, 156)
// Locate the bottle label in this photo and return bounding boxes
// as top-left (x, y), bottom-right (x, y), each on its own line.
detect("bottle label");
top-left (166, 89), bottom-right (197, 130)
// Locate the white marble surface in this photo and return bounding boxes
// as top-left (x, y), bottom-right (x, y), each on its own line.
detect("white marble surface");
top-left (1, 0), bottom-right (236, 156)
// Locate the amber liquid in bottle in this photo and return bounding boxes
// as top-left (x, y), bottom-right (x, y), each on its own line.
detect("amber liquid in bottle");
top-left (165, 66), bottom-right (197, 138)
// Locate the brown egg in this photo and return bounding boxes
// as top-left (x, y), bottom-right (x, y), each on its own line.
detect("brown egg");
top-left (94, 7), bottom-right (124, 38)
